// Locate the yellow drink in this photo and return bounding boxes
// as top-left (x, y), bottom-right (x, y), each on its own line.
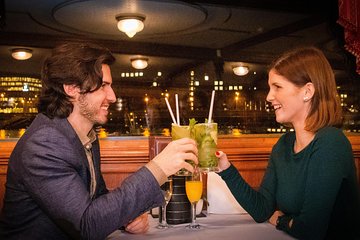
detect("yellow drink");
top-left (185, 181), bottom-right (203, 203)
top-left (171, 123), bottom-right (194, 175)
top-left (171, 124), bottom-right (191, 140)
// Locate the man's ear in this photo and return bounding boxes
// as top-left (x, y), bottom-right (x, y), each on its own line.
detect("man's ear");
top-left (63, 84), bottom-right (79, 98)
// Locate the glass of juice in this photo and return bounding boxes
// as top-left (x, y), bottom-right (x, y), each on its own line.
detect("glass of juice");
top-left (194, 123), bottom-right (218, 172)
top-left (185, 168), bottom-right (203, 229)
top-left (171, 123), bottom-right (193, 176)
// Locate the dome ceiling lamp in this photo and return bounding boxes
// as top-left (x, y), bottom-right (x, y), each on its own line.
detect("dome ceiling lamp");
top-left (11, 48), bottom-right (33, 60)
top-left (233, 66), bottom-right (249, 76)
top-left (116, 14), bottom-right (145, 38)
top-left (131, 58), bottom-right (148, 69)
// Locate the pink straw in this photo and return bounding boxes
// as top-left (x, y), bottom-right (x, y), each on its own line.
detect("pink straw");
top-left (208, 90), bottom-right (215, 124)
top-left (165, 97), bottom-right (177, 125)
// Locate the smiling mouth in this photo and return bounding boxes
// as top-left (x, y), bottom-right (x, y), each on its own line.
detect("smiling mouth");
top-left (273, 104), bottom-right (282, 111)
top-left (101, 105), bottom-right (109, 113)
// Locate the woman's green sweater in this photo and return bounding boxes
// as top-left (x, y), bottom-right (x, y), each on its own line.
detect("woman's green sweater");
top-left (219, 127), bottom-right (360, 239)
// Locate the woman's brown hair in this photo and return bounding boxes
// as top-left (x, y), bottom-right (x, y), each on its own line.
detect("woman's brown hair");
top-left (269, 47), bottom-right (342, 132)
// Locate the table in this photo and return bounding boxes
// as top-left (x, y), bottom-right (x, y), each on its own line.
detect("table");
top-left (106, 213), bottom-right (295, 240)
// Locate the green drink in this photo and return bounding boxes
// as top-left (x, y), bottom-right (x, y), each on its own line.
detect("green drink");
top-left (194, 123), bottom-right (218, 171)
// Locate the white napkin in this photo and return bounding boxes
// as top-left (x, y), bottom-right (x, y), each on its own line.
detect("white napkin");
top-left (207, 172), bottom-right (247, 214)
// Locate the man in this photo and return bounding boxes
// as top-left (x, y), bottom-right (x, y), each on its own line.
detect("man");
top-left (0, 42), bottom-right (198, 239)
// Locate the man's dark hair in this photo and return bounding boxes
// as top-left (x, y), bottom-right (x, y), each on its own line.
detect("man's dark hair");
top-left (38, 42), bottom-right (115, 118)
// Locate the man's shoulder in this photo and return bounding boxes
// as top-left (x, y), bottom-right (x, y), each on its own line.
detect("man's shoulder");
top-left (18, 114), bottom-right (77, 149)
top-left (26, 114), bottom-right (71, 136)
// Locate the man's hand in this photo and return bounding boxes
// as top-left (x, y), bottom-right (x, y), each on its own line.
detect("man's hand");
top-left (125, 213), bottom-right (150, 234)
top-left (152, 138), bottom-right (198, 176)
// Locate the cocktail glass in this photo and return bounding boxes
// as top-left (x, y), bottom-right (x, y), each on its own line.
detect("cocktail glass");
top-left (171, 123), bottom-right (194, 176)
top-left (157, 177), bottom-right (173, 229)
top-left (194, 123), bottom-right (218, 172)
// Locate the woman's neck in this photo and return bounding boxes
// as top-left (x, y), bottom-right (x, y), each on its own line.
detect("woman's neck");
top-left (294, 128), bottom-right (315, 153)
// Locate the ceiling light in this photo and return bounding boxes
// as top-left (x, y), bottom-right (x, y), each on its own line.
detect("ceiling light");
top-left (233, 66), bottom-right (249, 76)
top-left (116, 15), bottom-right (145, 38)
top-left (11, 48), bottom-right (33, 60)
top-left (131, 58), bottom-right (148, 69)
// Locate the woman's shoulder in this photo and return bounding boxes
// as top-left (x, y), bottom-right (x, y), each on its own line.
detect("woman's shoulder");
top-left (314, 127), bottom-right (353, 155)
top-left (317, 126), bottom-right (343, 135)
top-left (316, 127), bottom-right (349, 143)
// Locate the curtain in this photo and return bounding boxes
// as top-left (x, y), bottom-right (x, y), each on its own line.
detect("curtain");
top-left (338, 0), bottom-right (360, 74)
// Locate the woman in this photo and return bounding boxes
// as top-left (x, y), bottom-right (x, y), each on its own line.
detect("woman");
top-left (216, 47), bottom-right (360, 239)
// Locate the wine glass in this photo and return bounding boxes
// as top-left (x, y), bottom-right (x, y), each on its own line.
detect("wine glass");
top-left (185, 167), bottom-right (203, 229)
top-left (157, 177), bottom-right (173, 229)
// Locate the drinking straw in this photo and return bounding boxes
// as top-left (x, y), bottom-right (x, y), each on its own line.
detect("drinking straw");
top-left (165, 97), bottom-right (177, 125)
top-left (175, 94), bottom-right (180, 125)
top-left (207, 90), bottom-right (215, 124)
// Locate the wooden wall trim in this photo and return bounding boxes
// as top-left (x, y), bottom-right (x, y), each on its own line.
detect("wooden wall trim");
top-left (100, 137), bottom-right (149, 161)
top-left (1, 134), bottom-right (359, 210)
top-left (1, 134), bottom-right (359, 176)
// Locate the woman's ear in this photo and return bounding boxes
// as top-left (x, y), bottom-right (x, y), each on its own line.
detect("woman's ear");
top-left (303, 82), bottom-right (315, 102)
top-left (63, 84), bottom-right (79, 98)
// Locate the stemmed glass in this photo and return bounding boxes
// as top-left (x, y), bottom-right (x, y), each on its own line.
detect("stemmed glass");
top-left (185, 167), bottom-right (203, 229)
top-left (157, 177), bottom-right (173, 229)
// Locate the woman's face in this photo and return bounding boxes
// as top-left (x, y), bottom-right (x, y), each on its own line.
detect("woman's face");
top-left (266, 70), bottom-right (309, 128)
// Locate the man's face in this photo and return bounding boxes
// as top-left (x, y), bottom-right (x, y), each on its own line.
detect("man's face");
top-left (78, 64), bottom-right (116, 125)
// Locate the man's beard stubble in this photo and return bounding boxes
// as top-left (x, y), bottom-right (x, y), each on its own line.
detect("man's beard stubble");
top-left (78, 95), bottom-right (107, 125)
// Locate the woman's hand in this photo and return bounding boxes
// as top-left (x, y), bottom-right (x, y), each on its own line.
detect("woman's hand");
top-left (152, 138), bottom-right (198, 176)
top-left (269, 210), bottom-right (283, 226)
top-left (125, 213), bottom-right (150, 234)
top-left (269, 210), bottom-right (293, 228)
top-left (215, 151), bottom-right (231, 171)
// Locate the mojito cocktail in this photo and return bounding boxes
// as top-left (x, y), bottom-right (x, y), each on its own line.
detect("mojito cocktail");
top-left (171, 123), bottom-right (194, 175)
top-left (171, 124), bottom-right (191, 141)
top-left (194, 123), bottom-right (218, 171)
